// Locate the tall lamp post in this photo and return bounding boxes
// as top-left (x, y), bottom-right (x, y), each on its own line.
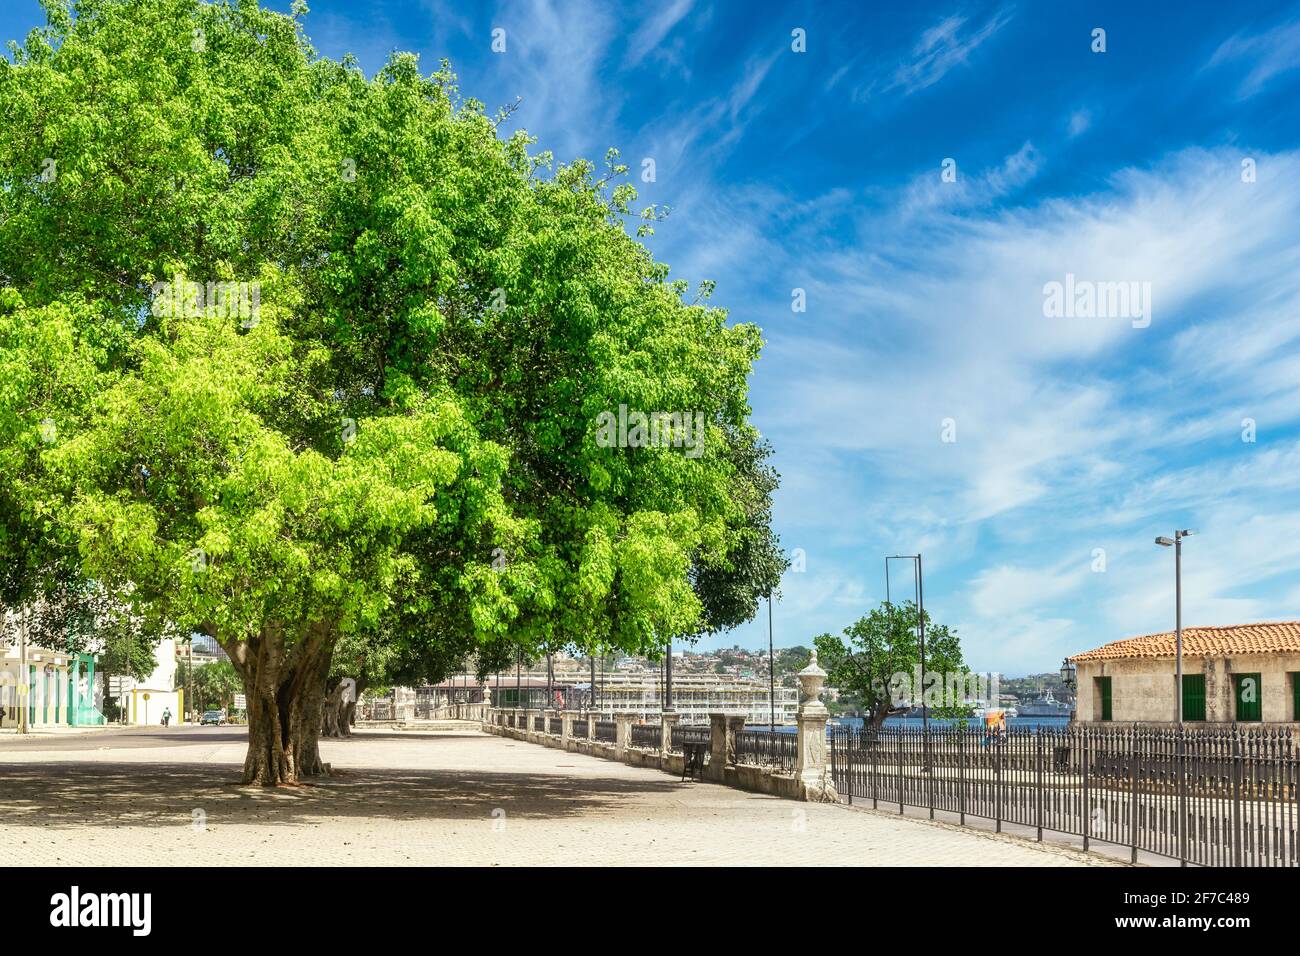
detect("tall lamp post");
top-left (885, 554), bottom-right (925, 734)
top-left (759, 590), bottom-right (769, 733)
top-left (1155, 530), bottom-right (1196, 727)
top-left (1156, 528), bottom-right (1196, 869)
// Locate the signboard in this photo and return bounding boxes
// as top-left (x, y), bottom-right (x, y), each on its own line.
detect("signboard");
top-left (233, 693), bottom-right (246, 710)
top-left (108, 676), bottom-right (134, 695)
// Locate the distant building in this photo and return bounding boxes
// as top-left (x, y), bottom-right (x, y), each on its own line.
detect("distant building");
top-left (1070, 622), bottom-right (1300, 724)
top-left (0, 641), bottom-right (102, 728)
top-left (184, 633), bottom-right (230, 664)
top-left (0, 612), bottom-right (104, 728)
top-left (573, 671), bottom-right (798, 725)
top-left (392, 668), bottom-right (799, 725)
top-left (111, 637), bottom-right (183, 725)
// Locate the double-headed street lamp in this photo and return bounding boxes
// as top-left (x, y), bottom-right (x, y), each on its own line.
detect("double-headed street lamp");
top-left (885, 554), bottom-right (925, 733)
top-left (1155, 529), bottom-right (1196, 727)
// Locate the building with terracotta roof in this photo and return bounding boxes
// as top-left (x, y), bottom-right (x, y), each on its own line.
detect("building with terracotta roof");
top-left (1069, 622), bottom-right (1300, 724)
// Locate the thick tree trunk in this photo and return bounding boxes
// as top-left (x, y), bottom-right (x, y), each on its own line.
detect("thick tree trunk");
top-left (222, 625), bottom-right (333, 786)
top-left (320, 677), bottom-right (359, 738)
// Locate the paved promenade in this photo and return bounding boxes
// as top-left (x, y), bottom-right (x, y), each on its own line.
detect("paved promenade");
top-left (0, 726), bottom-right (1118, 866)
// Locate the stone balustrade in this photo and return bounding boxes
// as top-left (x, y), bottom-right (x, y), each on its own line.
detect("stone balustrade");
top-left (478, 653), bottom-right (837, 803)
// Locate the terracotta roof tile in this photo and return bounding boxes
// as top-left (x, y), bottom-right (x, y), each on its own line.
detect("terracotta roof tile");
top-left (1070, 622), bottom-right (1300, 662)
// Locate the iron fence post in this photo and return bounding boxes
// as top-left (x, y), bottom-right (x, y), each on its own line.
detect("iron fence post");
top-left (927, 728), bottom-right (935, 820)
top-left (995, 731), bottom-right (1003, 833)
top-left (1036, 729), bottom-right (1043, 842)
top-left (959, 726), bottom-right (966, 826)
top-left (1129, 728), bottom-right (1139, 864)
top-left (1178, 728), bottom-right (1188, 867)
top-left (1082, 730), bottom-right (1090, 852)
top-left (870, 728), bottom-right (878, 810)
top-left (897, 728), bottom-right (904, 814)
top-left (832, 728), bottom-right (845, 804)
top-left (1232, 732), bottom-right (1243, 868)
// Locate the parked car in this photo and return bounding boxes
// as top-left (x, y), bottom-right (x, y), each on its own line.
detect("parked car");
top-left (199, 710), bottom-right (226, 726)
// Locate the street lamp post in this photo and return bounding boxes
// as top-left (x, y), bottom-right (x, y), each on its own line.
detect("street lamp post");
top-left (1156, 528), bottom-right (1196, 869)
top-left (759, 590), bottom-right (769, 733)
top-left (1155, 530), bottom-right (1196, 726)
top-left (885, 554), bottom-right (926, 733)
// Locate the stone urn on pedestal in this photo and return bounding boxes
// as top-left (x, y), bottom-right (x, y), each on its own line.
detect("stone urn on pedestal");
top-left (795, 651), bottom-right (838, 803)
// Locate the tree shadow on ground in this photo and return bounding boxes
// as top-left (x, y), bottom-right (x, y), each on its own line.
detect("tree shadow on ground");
top-left (0, 759), bottom-right (686, 831)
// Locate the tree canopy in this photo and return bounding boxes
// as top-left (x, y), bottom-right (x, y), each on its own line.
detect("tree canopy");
top-left (0, 0), bottom-right (780, 783)
top-left (814, 601), bottom-right (970, 727)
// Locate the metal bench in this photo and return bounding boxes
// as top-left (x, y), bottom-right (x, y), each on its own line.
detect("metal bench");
top-left (681, 741), bottom-right (707, 782)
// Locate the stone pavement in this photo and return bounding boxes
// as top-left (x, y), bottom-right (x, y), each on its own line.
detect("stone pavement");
top-left (0, 726), bottom-right (1120, 866)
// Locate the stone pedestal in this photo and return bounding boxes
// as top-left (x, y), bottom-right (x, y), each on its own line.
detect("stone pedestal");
top-left (660, 710), bottom-right (680, 753)
top-left (561, 711), bottom-right (572, 743)
top-left (615, 714), bottom-right (634, 755)
top-left (707, 713), bottom-right (728, 782)
top-left (795, 651), bottom-right (838, 802)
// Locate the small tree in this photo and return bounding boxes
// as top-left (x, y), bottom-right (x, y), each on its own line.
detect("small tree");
top-left (814, 601), bottom-right (969, 728)
top-left (189, 660), bottom-right (241, 713)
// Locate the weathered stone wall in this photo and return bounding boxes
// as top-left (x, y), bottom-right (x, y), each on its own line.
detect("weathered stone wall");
top-left (482, 710), bottom-right (823, 802)
top-left (1076, 654), bottom-right (1300, 724)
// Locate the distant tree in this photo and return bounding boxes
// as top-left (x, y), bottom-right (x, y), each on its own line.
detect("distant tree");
top-left (190, 660), bottom-right (241, 713)
top-left (814, 601), bottom-right (969, 728)
top-left (776, 645), bottom-right (812, 675)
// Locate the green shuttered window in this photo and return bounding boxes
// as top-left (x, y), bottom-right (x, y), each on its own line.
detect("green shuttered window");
top-left (1099, 676), bottom-right (1112, 722)
top-left (1234, 673), bottom-right (1262, 722)
top-left (1182, 674), bottom-right (1206, 722)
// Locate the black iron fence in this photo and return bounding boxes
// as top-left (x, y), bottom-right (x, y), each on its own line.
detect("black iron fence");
top-left (630, 723), bottom-right (661, 749)
top-left (547, 716), bottom-right (562, 735)
top-left (571, 716), bottom-right (589, 739)
top-left (830, 725), bottom-right (1298, 867)
top-left (735, 729), bottom-right (798, 772)
top-left (532, 715), bottom-right (544, 732)
top-left (669, 725), bottom-right (711, 752)
top-left (594, 720), bottom-right (617, 743)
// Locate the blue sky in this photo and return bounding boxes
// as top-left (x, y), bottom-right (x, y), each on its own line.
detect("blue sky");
top-left (7, 1), bottom-right (1300, 675)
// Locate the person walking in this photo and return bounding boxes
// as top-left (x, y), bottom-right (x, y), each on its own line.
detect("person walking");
top-left (161, 707), bottom-right (171, 728)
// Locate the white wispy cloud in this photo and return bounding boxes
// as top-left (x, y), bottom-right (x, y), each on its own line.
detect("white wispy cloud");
top-left (664, 145), bottom-right (1300, 667)
top-left (489, 0), bottom-right (620, 161)
top-left (624, 0), bottom-right (693, 67)
top-left (886, 6), bottom-right (1015, 96)
top-left (1209, 17), bottom-right (1300, 98)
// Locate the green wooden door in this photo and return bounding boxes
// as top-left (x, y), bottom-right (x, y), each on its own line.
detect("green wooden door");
top-left (1182, 674), bottom-right (1206, 722)
top-left (1234, 673), bottom-right (1262, 722)
top-left (1099, 676), bottom-right (1112, 721)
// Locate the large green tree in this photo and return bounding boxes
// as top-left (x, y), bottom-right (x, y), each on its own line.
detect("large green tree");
top-left (0, 0), bottom-right (778, 784)
top-left (814, 601), bottom-right (970, 728)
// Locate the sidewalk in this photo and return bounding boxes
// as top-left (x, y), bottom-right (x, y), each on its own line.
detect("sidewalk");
top-left (0, 726), bottom-right (1121, 866)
